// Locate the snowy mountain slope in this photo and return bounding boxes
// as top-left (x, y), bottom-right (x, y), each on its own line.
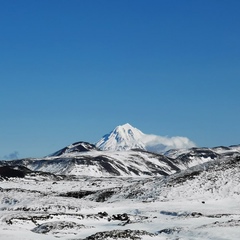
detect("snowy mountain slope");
top-left (96, 123), bottom-right (146, 151)
top-left (165, 144), bottom-right (240, 159)
top-left (213, 144), bottom-right (240, 155)
top-left (96, 123), bottom-right (196, 153)
top-left (169, 148), bottom-right (220, 169)
top-left (2, 149), bottom-right (181, 177)
top-left (164, 145), bottom-right (240, 170)
top-left (108, 155), bottom-right (240, 202)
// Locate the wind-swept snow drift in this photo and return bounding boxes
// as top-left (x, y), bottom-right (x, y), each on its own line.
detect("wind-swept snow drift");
top-left (96, 123), bottom-right (196, 153)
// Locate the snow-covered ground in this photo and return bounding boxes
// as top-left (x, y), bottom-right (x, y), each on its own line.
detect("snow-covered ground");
top-left (1, 156), bottom-right (240, 239)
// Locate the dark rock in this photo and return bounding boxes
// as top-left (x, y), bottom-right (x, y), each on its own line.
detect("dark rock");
top-left (0, 166), bottom-right (27, 178)
top-left (112, 213), bottom-right (129, 221)
top-left (32, 221), bottom-right (86, 234)
top-left (84, 229), bottom-right (155, 240)
top-left (95, 190), bottom-right (115, 202)
top-left (158, 227), bottom-right (182, 234)
top-left (59, 190), bottom-right (95, 199)
top-left (98, 211), bottom-right (108, 217)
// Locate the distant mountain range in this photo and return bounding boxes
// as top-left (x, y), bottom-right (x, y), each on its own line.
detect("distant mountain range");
top-left (0, 123), bottom-right (239, 177)
top-left (1, 142), bottom-right (239, 177)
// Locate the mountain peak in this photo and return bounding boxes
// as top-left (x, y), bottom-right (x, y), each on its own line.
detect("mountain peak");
top-left (49, 141), bottom-right (98, 157)
top-left (96, 123), bottom-right (145, 151)
top-left (117, 123), bottom-right (132, 129)
top-left (96, 123), bottom-right (196, 153)
top-left (114, 123), bottom-right (144, 138)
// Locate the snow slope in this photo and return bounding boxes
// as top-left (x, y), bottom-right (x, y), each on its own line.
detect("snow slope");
top-left (2, 149), bottom-right (180, 177)
top-left (96, 123), bottom-right (146, 151)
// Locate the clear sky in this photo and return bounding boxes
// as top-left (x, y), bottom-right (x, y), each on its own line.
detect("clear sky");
top-left (1, 0), bottom-right (240, 159)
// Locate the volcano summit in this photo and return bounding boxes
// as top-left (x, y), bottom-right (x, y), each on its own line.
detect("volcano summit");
top-left (96, 123), bottom-right (196, 153)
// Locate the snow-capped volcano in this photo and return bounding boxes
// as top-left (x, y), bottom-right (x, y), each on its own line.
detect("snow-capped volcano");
top-left (96, 123), bottom-right (196, 153)
top-left (96, 123), bottom-right (146, 151)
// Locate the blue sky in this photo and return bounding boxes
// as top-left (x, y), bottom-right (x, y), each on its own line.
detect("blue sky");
top-left (1, 0), bottom-right (240, 159)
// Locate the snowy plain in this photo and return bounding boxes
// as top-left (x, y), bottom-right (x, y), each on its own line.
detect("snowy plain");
top-left (1, 155), bottom-right (240, 240)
